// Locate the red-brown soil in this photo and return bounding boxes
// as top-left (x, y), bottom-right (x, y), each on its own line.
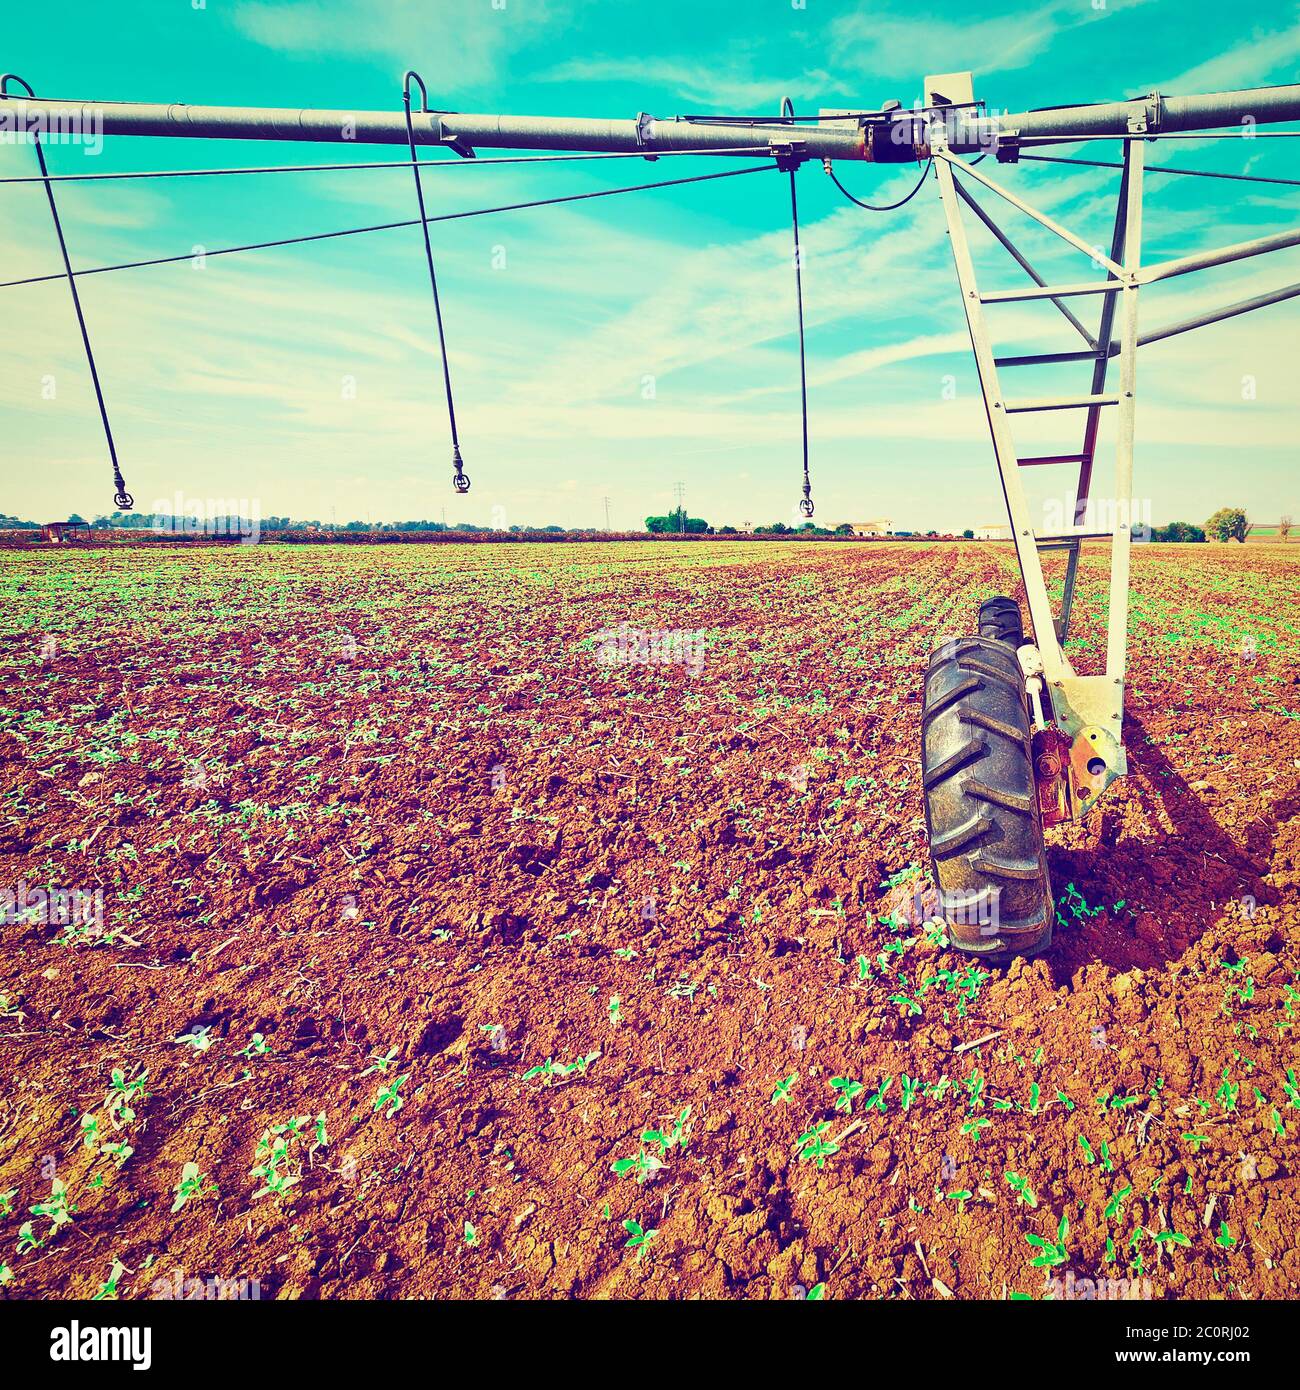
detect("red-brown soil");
top-left (1, 540), bottom-right (1297, 1300)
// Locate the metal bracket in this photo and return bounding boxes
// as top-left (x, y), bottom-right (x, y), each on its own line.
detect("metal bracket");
top-left (441, 129), bottom-right (476, 159)
top-left (403, 72), bottom-right (475, 158)
top-left (771, 140), bottom-right (808, 171)
top-left (995, 128), bottom-right (1021, 163)
top-left (424, 115), bottom-right (476, 159)
top-left (635, 110), bottom-right (658, 161)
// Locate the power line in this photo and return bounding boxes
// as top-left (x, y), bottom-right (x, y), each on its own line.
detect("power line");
top-left (0, 163), bottom-right (777, 291)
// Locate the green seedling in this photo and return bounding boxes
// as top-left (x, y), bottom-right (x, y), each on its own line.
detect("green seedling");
top-left (1215, 1222), bottom-right (1236, 1249)
top-left (611, 1150), bottom-right (664, 1184)
top-left (642, 1106), bottom-right (691, 1157)
top-left (79, 1113), bottom-right (101, 1150)
top-left (946, 1190), bottom-right (974, 1211)
top-left (251, 1116), bottom-right (310, 1199)
top-left (174, 1026), bottom-right (213, 1052)
top-left (1154, 1230), bottom-right (1190, 1249)
top-left (794, 1122), bottom-right (839, 1169)
top-left (172, 1163), bottom-right (216, 1216)
top-left (373, 1075), bottom-right (410, 1118)
top-left (1004, 1172), bottom-right (1039, 1209)
top-left (464, 1222), bottom-right (479, 1247)
top-left (105, 1068), bottom-right (147, 1128)
top-left (91, 1259), bottom-right (128, 1301)
top-left (1105, 1185), bottom-right (1132, 1220)
top-left (522, 1051), bottom-right (601, 1085)
top-left (829, 1078), bottom-right (864, 1114)
top-left (29, 1178), bottom-right (72, 1234)
top-left (237, 1033), bottom-right (270, 1058)
top-left (623, 1218), bottom-right (657, 1261)
top-left (1283, 1069), bottom-right (1300, 1108)
top-left (1025, 1214), bottom-right (1070, 1269)
top-left (1217, 1068), bottom-right (1240, 1113)
top-left (16, 1223), bottom-right (42, 1255)
top-left (864, 1077), bottom-right (892, 1113)
top-left (0, 1190), bottom-right (15, 1218)
top-left (362, 1047), bottom-right (399, 1076)
top-left (804, 1283), bottom-right (827, 1300)
top-left (608, 995), bottom-right (623, 1028)
top-left (771, 1073), bottom-right (798, 1105)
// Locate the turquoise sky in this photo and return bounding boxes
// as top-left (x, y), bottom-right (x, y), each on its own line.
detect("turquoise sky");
top-left (1, 0), bottom-right (1297, 530)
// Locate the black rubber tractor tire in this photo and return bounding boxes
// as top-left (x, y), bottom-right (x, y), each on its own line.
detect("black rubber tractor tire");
top-left (978, 594), bottom-right (1025, 647)
top-left (921, 635), bottom-right (1054, 958)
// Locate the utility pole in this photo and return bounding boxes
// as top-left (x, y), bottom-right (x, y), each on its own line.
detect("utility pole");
top-left (602, 496), bottom-right (611, 533)
top-left (673, 481), bottom-right (686, 534)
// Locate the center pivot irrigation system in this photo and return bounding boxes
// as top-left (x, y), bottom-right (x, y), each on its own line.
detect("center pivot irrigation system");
top-left (4, 71), bottom-right (1300, 958)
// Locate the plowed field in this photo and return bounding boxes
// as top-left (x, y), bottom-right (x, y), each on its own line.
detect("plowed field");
top-left (2, 539), bottom-right (1297, 1301)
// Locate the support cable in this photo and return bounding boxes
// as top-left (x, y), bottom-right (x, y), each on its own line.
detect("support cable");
top-left (1017, 152), bottom-right (1300, 188)
top-left (402, 70), bottom-right (467, 494)
top-left (0, 146), bottom-right (774, 185)
top-left (0, 165), bottom-right (774, 291)
top-left (1, 74), bottom-right (132, 508)
top-left (781, 98), bottom-right (813, 519)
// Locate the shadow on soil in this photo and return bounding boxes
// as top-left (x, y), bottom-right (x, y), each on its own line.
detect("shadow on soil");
top-left (1044, 710), bottom-right (1291, 979)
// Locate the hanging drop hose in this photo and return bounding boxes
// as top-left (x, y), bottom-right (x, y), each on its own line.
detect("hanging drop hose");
top-left (782, 98), bottom-right (814, 521)
top-left (1, 73), bottom-right (132, 510)
top-left (402, 70), bottom-right (469, 494)
top-left (825, 154), bottom-right (934, 212)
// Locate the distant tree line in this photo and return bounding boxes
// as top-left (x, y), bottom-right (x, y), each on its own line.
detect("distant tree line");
top-left (1150, 521), bottom-right (1207, 543)
top-left (645, 508), bottom-right (708, 534)
top-left (5, 504), bottom-right (1283, 547)
top-left (1204, 507), bottom-right (1248, 543)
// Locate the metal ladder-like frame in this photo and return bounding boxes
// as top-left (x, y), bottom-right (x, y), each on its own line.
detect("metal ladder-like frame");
top-left (929, 106), bottom-right (1300, 819)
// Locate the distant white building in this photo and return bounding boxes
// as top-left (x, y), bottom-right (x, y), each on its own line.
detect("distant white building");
top-left (851, 519), bottom-right (894, 537)
top-left (973, 524), bottom-right (1012, 541)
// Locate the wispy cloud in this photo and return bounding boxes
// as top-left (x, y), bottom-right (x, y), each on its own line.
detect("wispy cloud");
top-left (230, 0), bottom-right (567, 91)
top-left (537, 56), bottom-right (842, 110)
top-left (827, 0), bottom-right (1144, 88)
top-left (1156, 10), bottom-right (1300, 93)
